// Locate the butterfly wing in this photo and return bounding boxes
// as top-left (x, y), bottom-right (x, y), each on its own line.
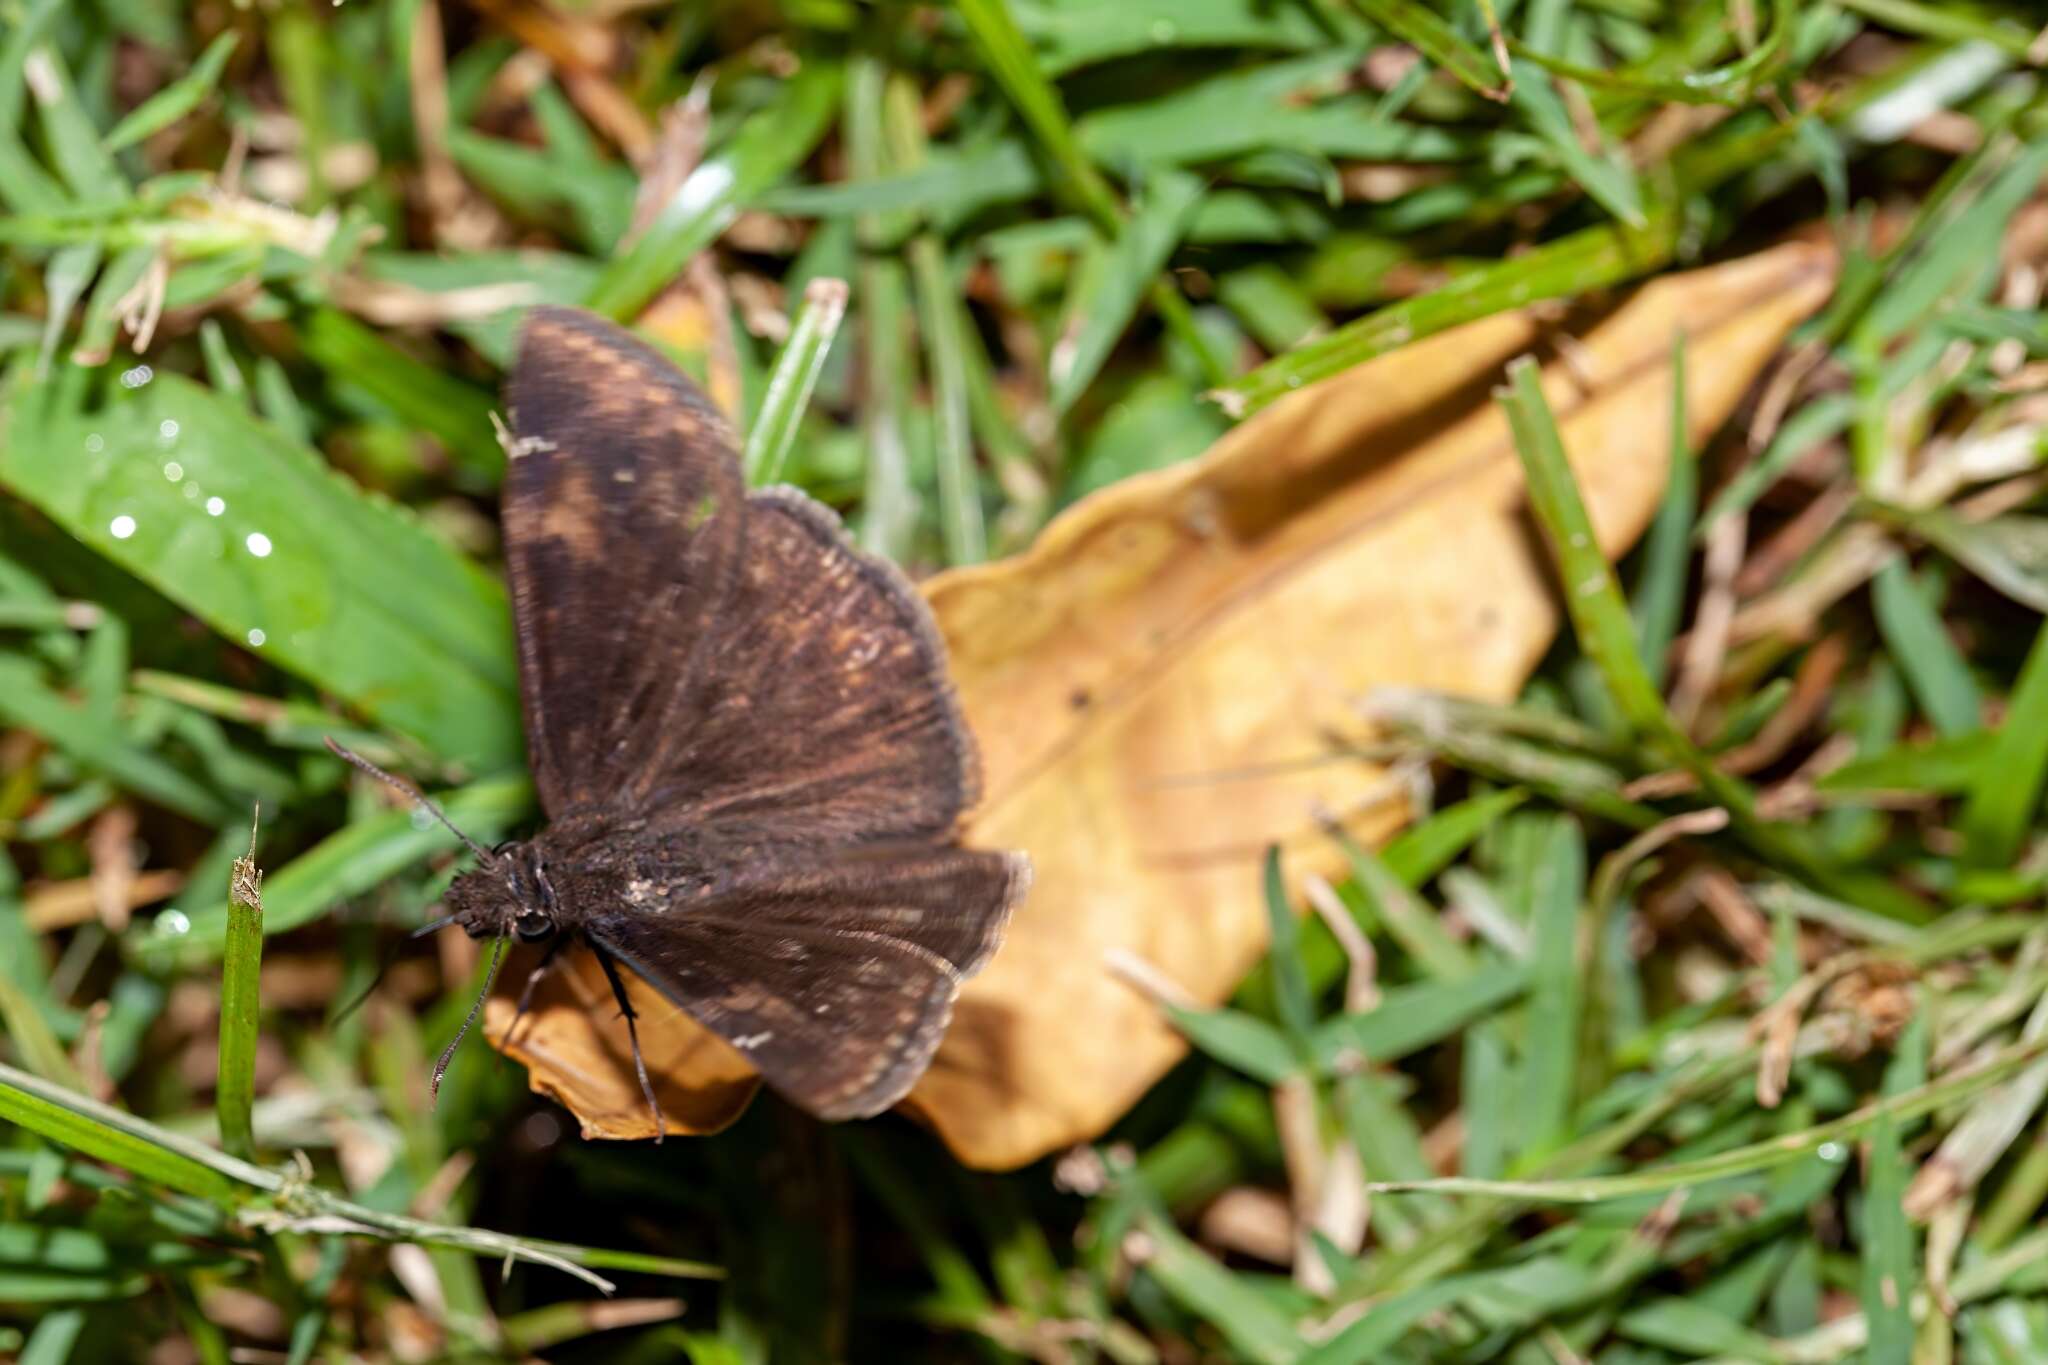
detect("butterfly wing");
top-left (633, 487), bottom-right (979, 841)
top-left (586, 842), bottom-right (1028, 1119)
top-left (502, 306), bottom-right (746, 817)
top-left (506, 310), bottom-right (977, 841)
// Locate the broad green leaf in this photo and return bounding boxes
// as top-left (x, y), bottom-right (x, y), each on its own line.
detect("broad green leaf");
top-left (0, 374), bottom-right (522, 773)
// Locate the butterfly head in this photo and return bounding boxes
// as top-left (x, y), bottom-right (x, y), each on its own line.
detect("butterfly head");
top-left (444, 840), bottom-right (562, 944)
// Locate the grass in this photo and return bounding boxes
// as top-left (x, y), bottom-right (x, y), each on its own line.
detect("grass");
top-left (6, 0), bottom-right (2048, 1361)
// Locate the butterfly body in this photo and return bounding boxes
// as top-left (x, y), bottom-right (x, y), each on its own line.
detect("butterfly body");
top-left (436, 306), bottom-right (1026, 1126)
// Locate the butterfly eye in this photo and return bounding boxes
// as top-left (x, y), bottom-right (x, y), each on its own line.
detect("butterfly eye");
top-left (513, 909), bottom-right (555, 943)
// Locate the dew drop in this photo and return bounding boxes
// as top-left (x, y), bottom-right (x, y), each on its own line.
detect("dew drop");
top-left (120, 364), bottom-right (153, 389)
top-left (206, 496), bottom-right (226, 517)
top-left (158, 418), bottom-right (180, 441)
top-left (157, 909), bottom-right (190, 936)
top-left (163, 461), bottom-right (183, 482)
top-left (1817, 1142), bottom-right (1847, 1162)
top-left (246, 531), bottom-right (273, 557)
top-left (109, 514), bottom-right (137, 540)
top-left (84, 433), bottom-right (104, 453)
top-left (247, 628), bottom-right (267, 647)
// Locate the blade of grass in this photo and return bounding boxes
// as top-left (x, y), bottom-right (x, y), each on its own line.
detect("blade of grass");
top-left (846, 53), bottom-right (916, 562)
top-left (103, 31), bottom-right (238, 152)
top-left (28, 43), bottom-right (129, 206)
top-left (1959, 617), bottom-right (2048, 867)
top-left (1313, 963), bottom-right (1528, 1067)
top-left (1217, 203), bottom-right (1680, 416)
top-left (0, 654), bottom-right (227, 822)
top-left (1510, 62), bottom-right (1644, 227)
top-left (740, 277), bottom-right (848, 487)
top-left (297, 308), bottom-right (503, 486)
top-left (0, 1063), bottom-right (246, 1203)
top-left (1260, 846), bottom-right (1316, 1057)
top-left (1862, 1114), bottom-right (1915, 1365)
top-left (0, 1060), bottom-right (720, 1286)
top-left (1871, 560), bottom-right (1980, 737)
top-left (1630, 331), bottom-right (1693, 689)
top-left (1339, 832), bottom-right (1477, 981)
top-left (885, 76), bottom-right (987, 564)
top-left (214, 811), bottom-right (262, 1162)
top-left (1047, 167), bottom-right (1206, 415)
top-left (1499, 355), bottom-right (1925, 922)
top-left (586, 59), bottom-right (841, 322)
top-left (952, 0), bottom-right (1230, 389)
top-left (1518, 815), bottom-right (1587, 1157)
top-left (1132, 1210), bottom-right (1301, 1365)
top-left (1351, 0), bottom-right (1509, 101)
top-left (1369, 1030), bottom-right (2048, 1203)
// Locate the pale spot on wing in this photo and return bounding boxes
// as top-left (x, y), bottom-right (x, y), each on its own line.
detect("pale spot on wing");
top-left (537, 467), bottom-right (603, 558)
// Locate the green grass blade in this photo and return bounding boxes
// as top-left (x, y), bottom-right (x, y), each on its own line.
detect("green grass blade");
top-left (1341, 835), bottom-right (1476, 980)
top-left (214, 814), bottom-right (263, 1162)
top-left (27, 43), bottom-right (129, 205)
top-left (1861, 1110), bottom-right (1915, 1365)
top-left (103, 31), bottom-right (238, 152)
top-left (1351, 0), bottom-right (1508, 102)
top-left (952, 0), bottom-right (1227, 388)
top-left (1260, 846), bottom-right (1316, 1052)
top-left (0, 654), bottom-right (227, 822)
top-left (1871, 560), bottom-right (1980, 737)
top-left (845, 53), bottom-right (917, 561)
top-left (586, 60), bottom-right (841, 322)
top-left (741, 277), bottom-right (848, 487)
top-left (1630, 331), bottom-right (1693, 689)
top-left (1697, 392), bottom-right (1853, 533)
top-left (1217, 205), bottom-right (1679, 416)
top-left (952, 0), bottom-right (1122, 231)
top-left (1511, 63), bottom-right (1644, 227)
top-left (0, 1062), bottom-right (249, 1204)
top-left (1959, 618), bottom-right (2048, 867)
top-left (297, 308), bottom-right (503, 486)
top-left (1314, 964), bottom-right (1528, 1067)
top-left (1048, 168), bottom-right (1205, 414)
top-left (1371, 1032), bottom-right (2048, 1203)
top-left (1132, 1211), bottom-right (1301, 1365)
top-left (1518, 815), bottom-right (1587, 1156)
top-left (1499, 355), bottom-right (1668, 728)
top-left (1162, 1003), bottom-right (1298, 1085)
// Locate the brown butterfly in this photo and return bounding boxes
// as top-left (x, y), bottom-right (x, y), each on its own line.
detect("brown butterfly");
top-left (337, 306), bottom-right (1026, 1133)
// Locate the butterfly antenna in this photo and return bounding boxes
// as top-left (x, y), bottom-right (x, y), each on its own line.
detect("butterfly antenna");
top-left (324, 738), bottom-right (496, 866)
top-left (332, 912), bottom-right (461, 1026)
top-left (432, 933), bottom-right (508, 1099)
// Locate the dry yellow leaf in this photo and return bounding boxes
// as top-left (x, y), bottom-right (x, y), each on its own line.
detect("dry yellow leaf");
top-left (488, 242), bottom-right (1836, 1163)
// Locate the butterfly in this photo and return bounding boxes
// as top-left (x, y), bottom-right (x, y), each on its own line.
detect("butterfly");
top-left (337, 306), bottom-right (1027, 1133)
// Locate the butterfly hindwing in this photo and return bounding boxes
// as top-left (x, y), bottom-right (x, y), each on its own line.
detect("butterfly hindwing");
top-left (585, 842), bottom-right (1028, 1118)
top-left (503, 307), bottom-right (745, 817)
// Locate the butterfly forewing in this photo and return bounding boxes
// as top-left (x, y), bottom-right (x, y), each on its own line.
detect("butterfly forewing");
top-left (503, 306), bottom-right (745, 818)
top-left (639, 488), bottom-right (979, 842)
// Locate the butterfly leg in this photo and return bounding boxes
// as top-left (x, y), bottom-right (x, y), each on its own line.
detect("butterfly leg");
top-left (592, 943), bottom-right (668, 1143)
top-left (501, 936), bottom-right (567, 1052)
